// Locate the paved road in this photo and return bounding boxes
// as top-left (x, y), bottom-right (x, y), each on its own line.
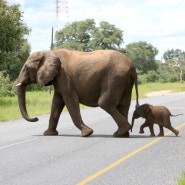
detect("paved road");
top-left (0, 92), bottom-right (185, 185)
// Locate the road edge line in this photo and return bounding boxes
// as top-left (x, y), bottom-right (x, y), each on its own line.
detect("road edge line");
top-left (0, 138), bottom-right (39, 150)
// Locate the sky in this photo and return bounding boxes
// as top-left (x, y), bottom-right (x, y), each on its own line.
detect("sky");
top-left (8, 0), bottom-right (185, 60)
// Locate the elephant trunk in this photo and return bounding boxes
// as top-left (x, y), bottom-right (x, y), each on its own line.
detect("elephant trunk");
top-left (131, 112), bottom-right (135, 132)
top-left (16, 84), bottom-right (38, 122)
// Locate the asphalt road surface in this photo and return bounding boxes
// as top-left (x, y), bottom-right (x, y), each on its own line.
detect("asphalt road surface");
top-left (0, 92), bottom-right (185, 185)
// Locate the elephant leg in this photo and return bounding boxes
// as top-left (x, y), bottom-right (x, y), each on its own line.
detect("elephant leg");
top-left (117, 89), bottom-right (132, 137)
top-left (44, 92), bottom-right (65, 136)
top-left (139, 123), bottom-right (145, 134)
top-left (139, 121), bottom-right (148, 134)
top-left (117, 106), bottom-right (130, 137)
top-left (109, 108), bottom-right (131, 137)
top-left (149, 123), bottom-right (155, 137)
top-left (158, 125), bottom-right (164, 136)
top-left (98, 83), bottom-right (132, 137)
top-left (164, 121), bottom-right (179, 136)
top-left (63, 95), bottom-right (93, 137)
top-left (99, 102), bottom-right (131, 137)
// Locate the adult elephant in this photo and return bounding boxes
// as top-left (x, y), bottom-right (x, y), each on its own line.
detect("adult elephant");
top-left (16, 49), bottom-right (139, 137)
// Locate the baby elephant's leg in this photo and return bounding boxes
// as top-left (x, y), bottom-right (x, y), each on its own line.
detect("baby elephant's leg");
top-left (165, 123), bottom-right (179, 136)
top-left (139, 121), bottom-right (148, 134)
top-left (158, 125), bottom-right (164, 136)
top-left (148, 123), bottom-right (155, 137)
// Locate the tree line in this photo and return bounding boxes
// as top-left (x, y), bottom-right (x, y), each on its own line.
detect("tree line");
top-left (0, 1), bottom-right (185, 96)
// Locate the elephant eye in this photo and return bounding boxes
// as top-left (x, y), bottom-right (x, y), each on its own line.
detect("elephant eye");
top-left (35, 58), bottom-right (42, 63)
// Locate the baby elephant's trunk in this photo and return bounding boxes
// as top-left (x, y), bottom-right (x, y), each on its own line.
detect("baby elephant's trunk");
top-left (131, 112), bottom-right (135, 132)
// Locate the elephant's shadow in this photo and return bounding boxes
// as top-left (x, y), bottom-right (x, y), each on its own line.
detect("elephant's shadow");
top-left (130, 134), bottom-right (179, 138)
top-left (33, 134), bottom-right (178, 138)
top-left (33, 134), bottom-right (113, 138)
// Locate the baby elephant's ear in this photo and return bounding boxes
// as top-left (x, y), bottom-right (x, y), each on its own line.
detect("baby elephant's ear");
top-left (37, 51), bottom-right (60, 86)
top-left (142, 104), bottom-right (151, 116)
top-left (135, 106), bottom-right (144, 117)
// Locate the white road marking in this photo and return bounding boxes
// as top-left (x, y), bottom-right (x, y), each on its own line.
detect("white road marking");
top-left (0, 138), bottom-right (39, 150)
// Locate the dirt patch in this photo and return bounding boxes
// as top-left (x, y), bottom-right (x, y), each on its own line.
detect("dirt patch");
top-left (146, 90), bottom-right (172, 97)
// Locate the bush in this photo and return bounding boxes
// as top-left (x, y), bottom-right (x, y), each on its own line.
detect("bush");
top-left (138, 71), bottom-right (159, 84)
top-left (0, 71), bottom-right (16, 97)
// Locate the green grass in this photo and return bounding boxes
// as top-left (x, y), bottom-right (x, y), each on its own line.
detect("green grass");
top-left (132, 82), bottom-right (185, 99)
top-left (178, 172), bottom-right (185, 185)
top-left (0, 90), bottom-right (54, 121)
top-left (1, 82), bottom-right (185, 121)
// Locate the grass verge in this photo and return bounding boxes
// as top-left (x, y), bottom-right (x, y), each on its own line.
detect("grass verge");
top-left (0, 90), bottom-right (53, 121)
top-left (178, 172), bottom-right (185, 185)
top-left (132, 82), bottom-right (185, 99)
top-left (0, 82), bottom-right (185, 121)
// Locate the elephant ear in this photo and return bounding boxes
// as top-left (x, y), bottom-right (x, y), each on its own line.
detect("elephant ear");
top-left (142, 104), bottom-right (151, 117)
top-left (135, 106), bottom-right (144, 117)
top-left (37, 51), bottom-right (60, 86)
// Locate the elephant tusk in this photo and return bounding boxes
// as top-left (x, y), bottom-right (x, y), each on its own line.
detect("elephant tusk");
top-left (15, 83), bottom-right (22, 87)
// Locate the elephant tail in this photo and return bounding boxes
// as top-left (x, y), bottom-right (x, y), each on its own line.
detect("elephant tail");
top-left (170, 113), bottom-right (183, 117)
top-left (132, 68), bottom-right (139, 108)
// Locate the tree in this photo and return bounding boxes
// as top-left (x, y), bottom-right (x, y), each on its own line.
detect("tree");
top-left (90, 21), bottom-right (123, 50)
top-left (0, 0), bottom-right (30, 80)
top-left (55, 19), bottom-right (96, 51)
top-left (55, 19), bottom-right (124, 51)
top-left (125, 41), bottom-right (158, 74)
top-left (163, 49), bottom-right (185, 82)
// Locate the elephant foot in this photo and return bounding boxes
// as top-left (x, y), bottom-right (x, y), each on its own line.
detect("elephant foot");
top-left (158, 133), bottom-right (164, 137)
top-left (113, 125), bottom-right (131, 138)
top-left (81, 125), bottom-right (93, 137)
top-left (139, 130), bottom-right (144, 134)
top-left (150, 134), bottom-right (155, 137)
top-left (43, 129), bottom-right (58, 136)
top-left (175, 129), bottom-right (179, 136)
top-left (114, 131), bottom-right (130, 138)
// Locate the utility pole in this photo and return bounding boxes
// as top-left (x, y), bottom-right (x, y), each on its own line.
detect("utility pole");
top-left (50, 27), bottom-right (54, 51)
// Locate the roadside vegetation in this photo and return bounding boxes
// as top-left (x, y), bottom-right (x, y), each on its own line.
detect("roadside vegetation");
top-left (0, 82), bottom-right (185, 121)
top-left (1, 1), bottom-right (185, 121)
top-left (178, 172), bottom-right (185, 185)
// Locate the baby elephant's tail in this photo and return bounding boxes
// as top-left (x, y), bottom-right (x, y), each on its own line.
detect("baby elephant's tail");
top-left (170, 113), bottom-right (183, 117)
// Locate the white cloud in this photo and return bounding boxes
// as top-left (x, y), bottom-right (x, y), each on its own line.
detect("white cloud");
top-left (147, 0), bottom-right (184, 6)
top-left (7, 0), bottom-right (185, 59)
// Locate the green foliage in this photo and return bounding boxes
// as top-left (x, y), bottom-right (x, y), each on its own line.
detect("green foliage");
top-left (90, 21), bottom-right (123, 50)
top-left (125, 41), bottom-right (158, 74)
top-left (138, 70), bottom-right (159, 84)
top-left (0, 0), bottom-right (31, 81)
top-left (158, 63), bottom-right (179, 83)
top-left (55, 19), bottom-right (96, 51)
top-left (55, 19), bottom-right (123, 51)
top-left (0, 71), bottom-right (16, 97)
top-left (163, 49), bottom-right (185, 82)
top-left (178, 172), bottom-right (185, 185)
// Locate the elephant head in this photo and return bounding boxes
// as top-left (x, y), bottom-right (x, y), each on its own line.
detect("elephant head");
top-left (16, 51), bottom-right (60, 122)
top-left (131, 104), bottom-right (151, 131)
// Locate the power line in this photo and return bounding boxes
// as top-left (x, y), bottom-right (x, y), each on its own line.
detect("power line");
top-left (29, 32), bottom-right (51, 36)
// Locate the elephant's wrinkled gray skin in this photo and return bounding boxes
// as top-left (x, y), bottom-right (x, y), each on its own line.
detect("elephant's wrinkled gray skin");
top-left (16, 49), bottom-right (139, 137)
top-left (131, 103), bottom-right (181, 137)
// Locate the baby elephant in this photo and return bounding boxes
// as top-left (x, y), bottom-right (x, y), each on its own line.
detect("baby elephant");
top-left (131, 104), bottom-right (182, 137)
